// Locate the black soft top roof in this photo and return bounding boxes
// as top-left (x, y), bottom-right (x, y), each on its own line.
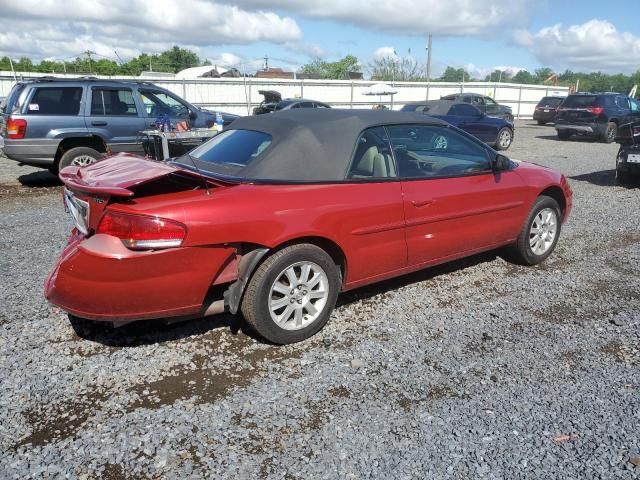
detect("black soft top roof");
top-left (227, 108), bottom-right (449, 182)
top-left (403, 100), bottom-right (457, 115)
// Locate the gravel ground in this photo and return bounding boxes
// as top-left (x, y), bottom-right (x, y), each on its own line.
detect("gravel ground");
top-left (0, 121), bottom-right (639, 479)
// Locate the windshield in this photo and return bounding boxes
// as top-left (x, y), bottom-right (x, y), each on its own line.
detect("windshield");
top-left (173, 129), bottom-right (272, 177)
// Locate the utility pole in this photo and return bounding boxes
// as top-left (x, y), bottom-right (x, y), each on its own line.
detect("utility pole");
top-left (263, 55), bottom-right (269, 71)
top-left (84, 50), bottom-right (96, 74)
top-left (426, 34), bottom-right (432, 82)
top-left (8, 57), bottom-right (17, 81)
top-left (425, 33), bottom-right (432, 100)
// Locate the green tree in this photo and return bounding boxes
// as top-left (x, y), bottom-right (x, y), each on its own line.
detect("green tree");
top-left (158, 46), bottom-right (200, 73)
top-left (368, 56), bottom-right (423, 82)
top-left (299, 55), bottom-right (361, 79)
top-left (439, 67), bottom-right (470, 82)
top-left (485, 69), bottom-right (512, 82)
top-left (512, 70), bottom-right (535, 84)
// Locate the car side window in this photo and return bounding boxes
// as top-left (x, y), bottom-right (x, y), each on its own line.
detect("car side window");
top-left (386, 124), bottom-right (491, 179)
top-left (615, 96), bottom-right (630, 109)
top-left (139, 90), bottom-right (189, 118)
top-left (484, 97), bottom-right (497, 106)
top-left (630, 98), bottom-right (640, 113)
top-left (472, 96), bottom-right (484, 105)
top-left (449, 104), bottom-right (481, 117)
top-left (347, 127), bottom-right (397, 180)
top-left (26, 87), bottom-right (82, 115)
top-left (91, 88), bottom-right (138, 116)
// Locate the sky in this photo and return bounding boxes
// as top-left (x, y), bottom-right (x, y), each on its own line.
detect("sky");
top-left (1, 0), bottom-right (640, 77)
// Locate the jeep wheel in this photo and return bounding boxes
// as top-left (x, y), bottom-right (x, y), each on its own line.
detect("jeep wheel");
top-left (58, 147), bottom-right (103, 171)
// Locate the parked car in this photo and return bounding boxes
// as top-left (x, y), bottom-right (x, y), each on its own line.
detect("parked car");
top-left (441, 93), bottom-right (514, 122)
top-left (253, 90), bottom-right (331, 115)
top-left (401, 100), bottom-right (514, 150)
top-left (46, 109), bottom-right (572, 344)
top-left (555, 92), bottom-right (640, 143)
top-left (533, 96), bottom-right (565, 125)
top-left (0, 77), bottom-right (239, 172)
top-left (614, 117), bottom-right (640, 185)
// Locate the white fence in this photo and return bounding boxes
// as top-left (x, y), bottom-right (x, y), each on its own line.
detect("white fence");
top-left (0, 73), bottom-right (569, 118)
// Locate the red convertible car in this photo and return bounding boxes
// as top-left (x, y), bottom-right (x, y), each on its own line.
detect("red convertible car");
top-left (46, 110), bottom-right (572, 344)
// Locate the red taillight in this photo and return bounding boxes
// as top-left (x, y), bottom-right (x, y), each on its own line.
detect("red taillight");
top-left (587, 106), bottom-right (604, 115)
top-left (7, 117), bottom-right (27, 139)
top-left (97, 211), bottom-right (187, 250)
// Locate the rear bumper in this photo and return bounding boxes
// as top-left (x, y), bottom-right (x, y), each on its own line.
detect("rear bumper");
top-left (618, 152), bottom-right (640, 175)
top-left (2, 138), bottom-right (59, 166)
top-left (555, 122), bottom-right (603, 136)
top-left (533, 111), bottom-right (556, 122)
top-left (45, 232), bottom-right (236, 321)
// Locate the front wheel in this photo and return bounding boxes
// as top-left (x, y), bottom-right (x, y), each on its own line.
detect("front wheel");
top-left (494, 128), bottom-right (513, 151)
top-left (241, 244), bottom-right (341, 344)
top-left (510, 196), bottom-right (562, 265)
top-left (602, 122), bottom-right (617, 144)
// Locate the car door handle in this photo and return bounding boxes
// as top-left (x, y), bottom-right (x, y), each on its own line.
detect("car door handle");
top-left (411, 199), bottom-right (433, 208)
top-left (91, 121), bottom-right (108, 126)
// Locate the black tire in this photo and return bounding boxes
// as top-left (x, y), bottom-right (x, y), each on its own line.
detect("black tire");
top-left (240, 244), bottom-right (341, 344)
top-left (510, 196), bottom-right (562, 266)
top-left (616, 168), bottom-right (632, 186)
top-left (58, 147), bottom-right (103, 171)
top-left (557, 130), bottom-right (571, 140)
top-left (537, 120), bottom-right (546, 126)
top-left (494, 127), bottom-right (513, 151)
top-left (601, 122), bottom-right (617, 144)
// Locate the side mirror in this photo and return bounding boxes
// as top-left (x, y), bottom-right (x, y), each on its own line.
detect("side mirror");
top-left (493, 153), bottom-right (510, 171)
top-left (188, 109), bottom-right (197, 120)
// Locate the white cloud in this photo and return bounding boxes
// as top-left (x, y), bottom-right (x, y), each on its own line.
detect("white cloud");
top-left (235, 0), bottom-right (535, 36)
top-left (373, 47), bottom-right (398, 60)
top-left (514, 19), bottom-right (640, 72)
top-left (0, 0), bottom-right (301, 61)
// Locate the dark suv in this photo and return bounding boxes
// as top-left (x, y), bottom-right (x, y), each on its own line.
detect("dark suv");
top-left (0, 78), bottom-right (238, 172)
top-left (441, 93), bottom-right (513, 122)
top-left (555, 93), bottom-right (640, 143)
top-left (533, 96), bottom-right (565, 125)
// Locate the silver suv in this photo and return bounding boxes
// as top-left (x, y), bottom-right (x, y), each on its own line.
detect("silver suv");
top-left (0, 78), bottom-right (238, 172)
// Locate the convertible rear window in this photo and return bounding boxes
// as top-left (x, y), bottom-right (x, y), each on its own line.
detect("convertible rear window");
top-left (177, 129), bottom-right (272, 176)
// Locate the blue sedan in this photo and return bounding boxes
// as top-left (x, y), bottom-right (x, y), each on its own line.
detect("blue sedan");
top-left (400, 100), bottom-right (514, 150)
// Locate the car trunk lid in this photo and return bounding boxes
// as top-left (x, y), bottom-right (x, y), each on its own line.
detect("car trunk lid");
top-left (59, 153), bottom-right (225, 234)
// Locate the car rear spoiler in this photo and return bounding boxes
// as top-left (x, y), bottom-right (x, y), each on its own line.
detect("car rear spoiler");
top-left (58, 154), bottom-right (180, 197)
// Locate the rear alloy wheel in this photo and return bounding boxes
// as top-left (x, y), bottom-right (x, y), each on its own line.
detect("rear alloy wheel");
top-left (58, 147), bottom-right (103, 171)
top-left (510, 195), bottom-right (561, 265)
top-left (495, 128), bottom-right (513, 151)
top-left (602, 122), bottom-right (617, 144)
top-left (241, 244), bottom-right (341, 344)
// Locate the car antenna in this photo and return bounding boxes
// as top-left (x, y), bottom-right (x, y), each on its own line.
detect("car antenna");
top-left (184, 151), bottom-right (211, 196)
